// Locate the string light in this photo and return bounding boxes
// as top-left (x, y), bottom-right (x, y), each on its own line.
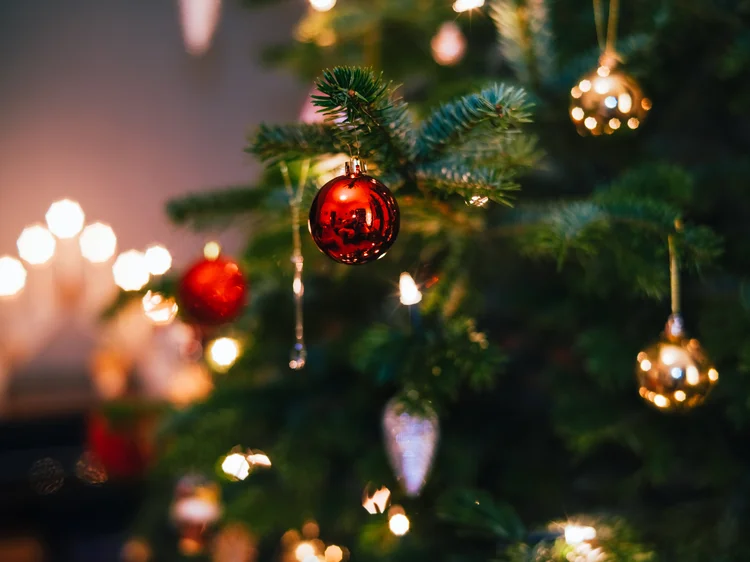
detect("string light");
top-left (17, 225), bottom-right (56, 265)
top-left (142, 291), bottom-right (178, 325)
top-left (309, 0), bottom-right (336, 11)
top-left (203, 241), bottom-right (221, 260)
top-left (178, 0), bottom-right (222, 56)
top-left (221, 453), bottom-right (251, 481)
top-left (295, 542), bottom-right (316, 561)
top-left (431, 22), bottom-right (466, 66)
top-left (324, 545), bottom-right (343, 562)
top-left (247, 451), bottom-right (272, 467)
top-left (564, 524), bottom-right (597, 545)
top-left (144, 244), bottom-right (172, 275)
top-left (388, 508), bottom-right (410, 536)
top-left (79, 222), bottom-right (117, 263)
top-left (0, 256), bottom-right (27, 297)
top-left (45, 199), bottom-right (85, 239)
top-left (112, 250), bottom-right (150, 291)
top-left (362, 484), bottom-right (391, 514)
top-left (399, 272), bottom-right (422, 305)
top-left (453, 0), bottom-right (485, 13)
top-left (206, 337), bottom-right (241, 371)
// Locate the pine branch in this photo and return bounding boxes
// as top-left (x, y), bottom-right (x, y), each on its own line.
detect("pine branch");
top-left (313, 66), bottom-right (416, 170)
top-left (490, 0), bottom-right (554, 87)
top-left (417, 162), bottom-right (520, 206)
top-left (249, 123), bottom-right (344, 163)
top-left (166, 184), bottom-right (274, 228)
top-left (415, 84), bottom-right (532, 161)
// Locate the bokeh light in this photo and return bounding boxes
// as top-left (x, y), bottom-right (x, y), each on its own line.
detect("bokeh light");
top-left (142, 291), bottom-right (179, 325)
top-left (45, 199), bottom-right (85, 239)
top-left (388, 511), bottom-right (410, 536)
top-left (325, 545), bottom-right (343, 562)
top-left (431, 22), bottom-right (466, 66)
top-left (399, 272), bottom-right (422, 306)
top-left (179, 0), bottom-right (222, 56)
top-left (295, 542), bottom-right (315, 561)
top-left (203, 241), bottom-right (221, 260)
top-left (221, 452), bottom-right (250, 481)
top-left (79, 222), bottom-right (118, 263)
top-left (29, 457), bottom-right (65, 494)
top-left (247, 450), bottom-right (272, 468)
top-left (144, 244), bottom-right (172, 275)
top-left (309, 0), bottom-right (336, 11)
top-left (453, 0), bottom-right (485, 12)
top-left (17, 224), bottom-right (56, 265)
top-left (206, 337), bottom-right (241, 371)
top-left (113, 250), bottom-right (150, 291)
top-left (0, 256), bottom-right (27, 297)
top-left (564, 524), bottom-right (596, 545)
top-left (362, 484), bottom-right (391, 514)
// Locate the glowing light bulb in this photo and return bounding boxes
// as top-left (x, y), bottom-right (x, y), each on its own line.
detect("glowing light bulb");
top-left (309, 0), bottom-right (336, 11)
top-left (295, 542), bottom-right (316, 562)
top-left (247, 451), bottom-right (272, 467)
top-left (453, 0), bottom-right (485, 12)
top-left (399, 272), bottom-right (422, 305)
top-left (45, 199), bottom-right (85, 239)
top-left (325, 545), bottom-right (343, 562)
top-left (388, 512), bottom-right (410, 536)
top-left (362, 485), bottom-right (391, 514)
top-left (0, 256), bottom-right (27, 297)
top-left (144, 244), bottom-right (172, 275)
top-left (179, 0), bottom-right (222, 56)
top-left (431, 22), bottom-right (466, 66)
top-left (112, 250), bottom-right (150, 291)
top-left (221, 453), bottom-right (250, 481)
top-left (79, 223), bottom-right (117, 263)
top-left (571, 107), bottom-right (584, 121)
top-left (564, 525), bottom-right (596, 545)
top-left (584, 117), bottom-right (597, 130)
top-left (204, 241), bottom-right (221, 260)
top-left (17, 225), bottom-right (56, 265)
top-left (206, 337), bottom-right (241, 371)
top-left (142, 291), bottom-right (178, 325)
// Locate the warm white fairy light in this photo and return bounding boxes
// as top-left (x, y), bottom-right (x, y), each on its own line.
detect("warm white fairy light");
top-left (17, 225), bottom-right (56, 265)
top-left (309, 0), bottom-right (336, 11)
top-left (362, 485), bottom-right (391, 514)
top-left (0, 256), bottom-right (27, 297)
top-left (142, 291), bottom-right (179, 325)
top-left (295, 542), bottom-right (316, 561)
top-left (45, 199), bottom-right (85, 239)
top-left (388, 512), bottom-right (410, 536)
top-left (431, 22), bottom-right (466, 66)
top-left (324, 545), bottom-right (343, 562)
top-left (564, 524), bottom-right (596, 545)
top-left (221, 452), bottom-right (251, 481)
top-left (178, 0), bottom-right (222, 56)
top-left (112, 250), bottom-right (150, 291)
top-left (206, 337), bottom-right (241, 371)
top-left (204, 241), bottom-right (221, 260)
top-left (453, 0), bottom-right (485, 12)
top-left (79, 222), bottom-right (117, 263)
top-left (399, 272), bottom-right (422, 306)
top-left (144, 244), bottom-right (172, 275)
top-left (247, 451), bottom-right (272, 467)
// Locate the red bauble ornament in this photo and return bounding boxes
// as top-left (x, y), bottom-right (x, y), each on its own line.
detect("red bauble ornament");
top-left (87, 411), bottom-right (155, 479)
top-left (308, 158), bottom-right (399, 265)
top-left (179, 254), bottom-right (248, 325)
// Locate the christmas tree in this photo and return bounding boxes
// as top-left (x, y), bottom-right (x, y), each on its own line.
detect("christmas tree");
top-left (122, 0), bottom-right (750, 560)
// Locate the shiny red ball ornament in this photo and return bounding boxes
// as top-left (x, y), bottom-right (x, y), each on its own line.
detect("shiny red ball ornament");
top-left (179, 253), bottom-right (248, 325)
top-left (308, 158), bottom-right (399, 265)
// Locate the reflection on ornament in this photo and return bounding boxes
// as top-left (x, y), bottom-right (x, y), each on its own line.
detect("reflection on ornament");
top-left (309, 158), bottom-right (400, 265)
top-left (636, 315), bottom-right (717, 411)
top-left (221, 452), bottom-right (250, 481)
top-left (0, 256), bottom-right (27, 297)
top-left (382, 397), bottom-right (439, 496)
top-left (179, 0), bottom-right (222, 56)
top-left (399, 273), bottom-right (422, 306)
top-left (388, 506), bottom-right (410, 536)
top-left (144, 244), bottom-right (172, 275)
top-left (570, 63), bottom-right (650, 136)
top-left (453, 0), bottom-right (484, 12)
top-left (309, 0), bottom-right (336, 11)
top-left (212, 523), bottom-right (258, 562)
top-left (45, 199), bottom-right (85, 239)
top-left (17, 225), bottom-right (56, 265)
top-left (206, 337), bottom-right (241, 371)
top-left (142, 291), bottom-right (178, 326)
top-left (80, 222), bottom-right (117, 263)
top-left (362, 483), bottom-right (391, 514)
top-left (431, 22), bottom-right (466, 66)
top-left (113, 250), bottom-right (150, 291)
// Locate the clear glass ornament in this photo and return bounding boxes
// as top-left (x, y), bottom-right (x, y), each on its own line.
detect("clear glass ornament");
top-left (382, 397), bottom-right (439, 497)
top-left (636, 315), bottom-right (718, 411)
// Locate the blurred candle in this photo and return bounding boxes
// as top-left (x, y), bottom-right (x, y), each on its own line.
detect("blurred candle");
top-left (179, 0), bottom-right (222, 56)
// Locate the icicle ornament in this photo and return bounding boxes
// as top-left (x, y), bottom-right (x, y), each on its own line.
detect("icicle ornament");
top-left (382, 398), bottom-right (439, 497)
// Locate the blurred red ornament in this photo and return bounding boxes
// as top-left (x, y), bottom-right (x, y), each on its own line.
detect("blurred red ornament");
top-left (308, 159), bottom-right (399, 265)
top-left (179, 255), bottom-right (247, 325)
top-left (87, 411), bottom-right (155, 479)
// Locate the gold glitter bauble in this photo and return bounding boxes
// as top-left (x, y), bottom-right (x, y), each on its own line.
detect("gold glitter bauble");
top-left (636, 315), bottom-right (718, 411)
top-left (570, 60), bottom-right (651, 136)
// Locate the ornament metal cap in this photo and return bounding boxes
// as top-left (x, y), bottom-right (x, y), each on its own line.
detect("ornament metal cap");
top-left (345, 157), bottom-right (367, 176)
top-left (665, 314), bottom-right (684, 341)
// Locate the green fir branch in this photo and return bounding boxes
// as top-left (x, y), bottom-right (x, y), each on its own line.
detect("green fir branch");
top-left (166, 184), bottom-right (273, 228)
top-left (250, 123), bottom-right (344, 163)
top-left (415, 84), bottom-right (533, 161)
top-left (417, 162), bottom-right (520, 206)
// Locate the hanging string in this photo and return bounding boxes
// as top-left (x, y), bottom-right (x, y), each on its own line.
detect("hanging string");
top-left (592, 0), bottom-right (620, 55)
top-left (280, 159), bottom-right (310, 370)
top-left (667, 219), bottom-right (683, 317)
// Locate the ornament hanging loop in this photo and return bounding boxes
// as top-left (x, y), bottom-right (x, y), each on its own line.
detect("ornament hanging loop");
top-left (666, 219), bottom-right (684, 340)
top-left (593, 0), bottom-right (620, 57)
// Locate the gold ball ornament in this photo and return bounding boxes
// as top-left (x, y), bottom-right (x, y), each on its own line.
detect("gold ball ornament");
top-left (636, 315), bottom-right (718, 411)
top-left (570, 59), bottom-right (651, 136)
